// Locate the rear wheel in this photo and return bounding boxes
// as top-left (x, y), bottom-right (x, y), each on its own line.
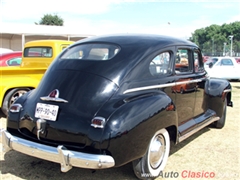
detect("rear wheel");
top-left (2, 88), bottom-right (30, 116)
top-left (213, 97), bottom-right (227, 129)
top-left (132, 128), bottom-right (170, 179)
top-left (180, 87), bottom-right (184, 94)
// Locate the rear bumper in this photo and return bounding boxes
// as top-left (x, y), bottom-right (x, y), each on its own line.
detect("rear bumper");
top-left (0, 129), bottom-right (115, 172)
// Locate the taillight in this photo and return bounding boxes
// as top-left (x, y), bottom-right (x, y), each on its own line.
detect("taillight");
top-left (91, 117), bottom-right (106, 128)
top-left (9, 103), bottom-right (22, 113)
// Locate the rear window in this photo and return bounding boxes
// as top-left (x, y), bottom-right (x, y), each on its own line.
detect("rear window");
top-left (60, 43), bottom-right (120, 60)
top-left (24, 47), bottom-right (52, 57)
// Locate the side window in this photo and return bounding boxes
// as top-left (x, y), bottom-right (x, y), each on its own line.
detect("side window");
top-left (175, 49), bottom-right (192, 74)
top-left (7, 57), bottom-right (22, 66)
top-left (221, 59), bottom-right (233, 66)
top-left (194, 49), bottom-right (204, 72)
top-left (149, 52), bottom-right (170, 76)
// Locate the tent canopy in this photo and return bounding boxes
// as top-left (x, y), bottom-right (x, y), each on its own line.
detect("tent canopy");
top-left (0, 23), bottom-right (94, 50)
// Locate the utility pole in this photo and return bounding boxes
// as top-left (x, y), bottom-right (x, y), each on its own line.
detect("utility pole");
top-left (229, 35), bottom-right (234, 56)
top-left (223, 42), bottom-right (226, 56)
top-left (212, 38), bottom-right (214, 56)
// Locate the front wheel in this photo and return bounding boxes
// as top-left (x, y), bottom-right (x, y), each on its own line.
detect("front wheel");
top-left (2, 88), bottom-right (30, 116)
top-left (213, 97), bottom-right (227, 129)
top-left (132, 128), bottom-right (170, 180)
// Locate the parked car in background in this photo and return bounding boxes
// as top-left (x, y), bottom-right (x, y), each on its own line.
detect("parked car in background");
top-left (0, 40), bottom-right (74, 116)
top-left (1, 34), bottom-right (233, 179)
top-left (0, 48), bottom-right (13, 54)
top-left (235, 57), bottom-right (240, 64)
top-left (202, 55), bottom-right (209, 63)
top-left (204, 57), bottom-right (219, 69)
top-left (206, 57), bottom-right (240, 80)
top-left (0, 51), bottom-right (22, 66)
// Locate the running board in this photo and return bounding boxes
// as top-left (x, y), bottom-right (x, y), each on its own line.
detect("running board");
top-left (178, 117), bottom-right (220, 142)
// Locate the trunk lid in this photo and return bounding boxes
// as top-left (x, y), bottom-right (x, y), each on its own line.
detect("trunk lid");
top-left (18, 69), bottom-right (118, 146)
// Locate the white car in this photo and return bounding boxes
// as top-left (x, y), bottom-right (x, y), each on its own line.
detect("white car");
top-left (206, 57), bottom-right (240, 80)
top-left (0, 48), bottom-right (13, 54)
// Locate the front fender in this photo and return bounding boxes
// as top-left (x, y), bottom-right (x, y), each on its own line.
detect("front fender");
top-left (205, 78), bottom-right (232, 117)
top-left (102, 92), bottom-right (177, 167)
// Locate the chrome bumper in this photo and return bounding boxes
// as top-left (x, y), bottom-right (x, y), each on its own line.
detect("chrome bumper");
top-left (0, 129), bottom-right (115, 172)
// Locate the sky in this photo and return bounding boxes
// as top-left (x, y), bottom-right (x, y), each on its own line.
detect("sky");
top-left (0, 0), bottom-right (239, 38)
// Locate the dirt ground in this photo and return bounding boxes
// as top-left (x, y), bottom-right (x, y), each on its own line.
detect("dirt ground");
top-left (0, 82), bottom-right (239, 180)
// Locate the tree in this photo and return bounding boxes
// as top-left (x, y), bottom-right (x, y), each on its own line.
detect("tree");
top-left (37, 14), bottom-right (64, 26)
top-left (189, 21), bottom-right (240, 56)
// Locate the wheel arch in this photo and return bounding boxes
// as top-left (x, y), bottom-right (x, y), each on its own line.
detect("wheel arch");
top-left (206, 78), bottom-right (232, 117)
top-left (1, 86), bottom-right (35, 107)
top-left (166, 125), bottom-right (178, 144)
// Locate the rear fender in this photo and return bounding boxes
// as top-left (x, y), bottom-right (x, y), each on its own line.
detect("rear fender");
top-left (0, 77), bottom-right (39, 107)
top-left (102, 92), bottom-right (177, 167)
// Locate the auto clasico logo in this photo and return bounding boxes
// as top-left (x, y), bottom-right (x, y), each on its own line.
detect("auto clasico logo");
top-left (141, 170), bottom-right (215, 178)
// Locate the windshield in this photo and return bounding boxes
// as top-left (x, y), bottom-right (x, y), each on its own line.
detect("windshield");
top-left (205, 58), bottom-right (218, 65)
top-left (60, 43), bottom-right (120, 61)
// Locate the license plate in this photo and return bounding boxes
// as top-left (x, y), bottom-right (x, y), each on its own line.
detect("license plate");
top-left (35, 103), bottom-right (59, 121)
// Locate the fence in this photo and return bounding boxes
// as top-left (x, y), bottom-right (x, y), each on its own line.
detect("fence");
top-left (203, 51), bottom-right (240, 57)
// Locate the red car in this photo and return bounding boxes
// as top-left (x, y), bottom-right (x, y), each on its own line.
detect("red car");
top-left (0, 51), bottom-right (22, 66)
top-left (203, 56), bottom-right (209, 63)
top-left (235, 57), bottom-right (240, 64)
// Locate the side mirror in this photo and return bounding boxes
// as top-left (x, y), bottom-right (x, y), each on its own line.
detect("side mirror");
top-left (209, 62), bottom-right (213, 68)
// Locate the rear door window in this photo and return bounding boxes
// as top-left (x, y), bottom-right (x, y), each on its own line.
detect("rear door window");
top-left (149, 52), bottom-right (171, 76)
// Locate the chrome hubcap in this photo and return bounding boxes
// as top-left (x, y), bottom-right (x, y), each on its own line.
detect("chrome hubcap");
top-left (10, 90), bottom-right (28, 106)
top-left (149, 134), bottom-right (166, 169)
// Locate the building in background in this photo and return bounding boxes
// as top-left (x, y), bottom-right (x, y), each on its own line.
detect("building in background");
top-left (0, 23), bottom-right (94, 51)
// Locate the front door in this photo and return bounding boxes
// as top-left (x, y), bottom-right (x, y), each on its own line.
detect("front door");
top-left (173, 47), bottom-right (197, 135)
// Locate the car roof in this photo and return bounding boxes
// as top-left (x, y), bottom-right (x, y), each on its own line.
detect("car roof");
top-left (75, 34), bottom-right (196, 48)
top-left (57, 34), bottom-right (198, 86)
top-left (0, 48), bottom-right (13, 53)
top-left (0, 51), bottom-right (22, 59)
top-left (24, 40), bottom-right (74, 48)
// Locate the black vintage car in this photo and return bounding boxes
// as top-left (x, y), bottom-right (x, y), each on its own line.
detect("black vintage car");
top-left (1, 34), bottom-right (233, 179)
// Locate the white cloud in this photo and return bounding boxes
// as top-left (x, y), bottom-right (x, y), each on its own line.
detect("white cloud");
top-left (0, 0), bottom-right (120, 22)
top-left (227, 14), bottom-right (240, 23)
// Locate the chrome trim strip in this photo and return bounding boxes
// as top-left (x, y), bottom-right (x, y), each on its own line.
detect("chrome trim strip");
top-left (223, 89), bottom-right (231, 93)
top-left (123, 82), bottom-right (175, 94)
top-left (176, 78), bottom-right (203, 85)
top-left (0, 129), bottom-right (115, 172)
top-left (123, 78), bottom-right (204, 94)
top-left (178, 117), bottom-right (220, 142)
top-left (40, 96), bottom-right (68, 103)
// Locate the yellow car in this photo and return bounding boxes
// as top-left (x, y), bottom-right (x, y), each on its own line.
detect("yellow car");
top-left (0, 40), bottom-right (74, 115)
